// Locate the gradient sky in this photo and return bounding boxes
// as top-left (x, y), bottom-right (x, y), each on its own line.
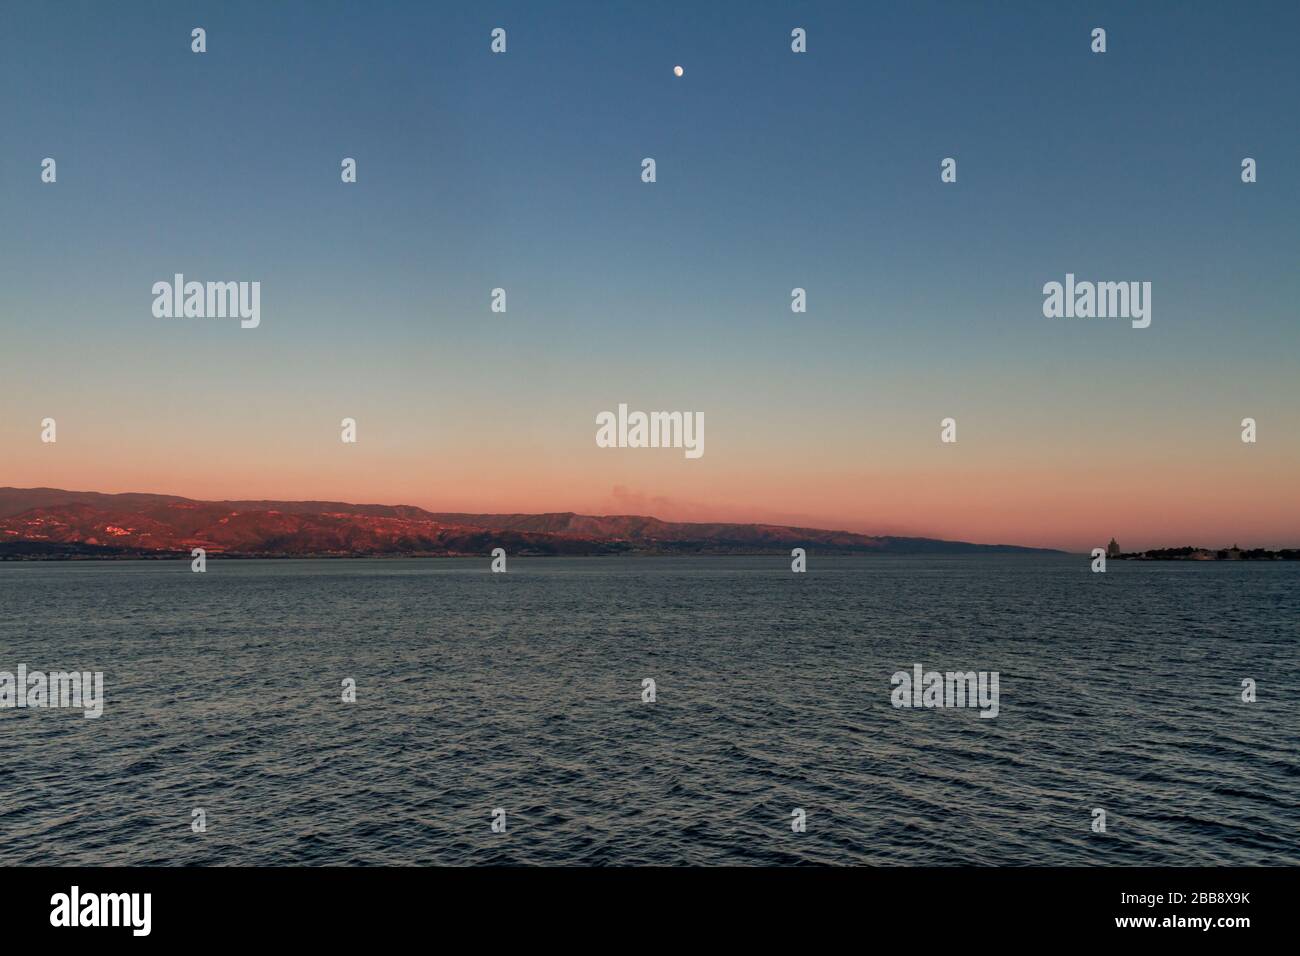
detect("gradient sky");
top-left (3, 1), bottom-right (1298, 551)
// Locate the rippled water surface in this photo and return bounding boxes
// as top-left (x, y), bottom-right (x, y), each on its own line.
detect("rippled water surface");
top-left (1, 555), bottom-right (1296, 865)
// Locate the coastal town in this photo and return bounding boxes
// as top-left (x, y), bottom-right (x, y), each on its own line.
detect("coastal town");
top-left (1106, 539), bottom-right (1300, 561)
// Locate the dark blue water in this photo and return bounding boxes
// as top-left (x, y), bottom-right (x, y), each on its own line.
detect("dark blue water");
top-left (1, 555), bottom-right (1296, 865)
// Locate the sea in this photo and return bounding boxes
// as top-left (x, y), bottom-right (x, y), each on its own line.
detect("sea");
top-left (1, 554), bottom-right (1296, 865)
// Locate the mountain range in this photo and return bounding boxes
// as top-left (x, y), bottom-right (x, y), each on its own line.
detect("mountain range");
top-left (0, 487), bottom-right (1057, 558)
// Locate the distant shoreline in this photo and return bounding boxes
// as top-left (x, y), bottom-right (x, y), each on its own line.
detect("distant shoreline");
top-left (0, 547), bottom-right (1061, 562)
top-left (0, 486), bottom-right (1062, 558)
top-left (1113, 547), bottom-right (1300, 561)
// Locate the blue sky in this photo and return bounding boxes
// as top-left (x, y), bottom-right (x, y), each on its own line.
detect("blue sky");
top-left (2, 1), bottom-right (1298, 549)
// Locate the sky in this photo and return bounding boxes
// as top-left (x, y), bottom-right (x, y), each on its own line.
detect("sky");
top-left (2, 1), bottom-right (1298, 552)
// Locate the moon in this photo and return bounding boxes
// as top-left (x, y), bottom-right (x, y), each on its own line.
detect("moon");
top-left (673, 65), bottom-right (684, 77)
